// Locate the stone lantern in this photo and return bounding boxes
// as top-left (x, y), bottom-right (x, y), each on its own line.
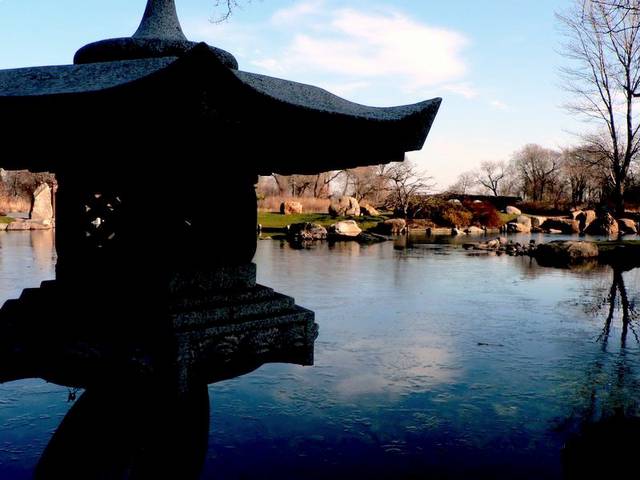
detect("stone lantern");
top-left (0, 0), bottom-right (440, 391)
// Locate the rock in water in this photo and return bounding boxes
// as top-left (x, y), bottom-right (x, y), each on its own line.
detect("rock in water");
top-left (516, 215), bottom-right (532, 228)
top-left (30, 183), bottom-right (54, 222)
top-left (535, 240), bottom-right (599, 264)
top-left (576, 210), bottom-right (596, 232)
top-left (617, 218), bottom-right (638, 235)
top-left (376, 218), bottom-right (407, 235)
top-left (328, 220), bottom-right (362, 238)
top-left (288, 222), bottom-right (327, 241)
top-left (585, 213), bottom-right (619, 237)
top-left (541, 218), bottom-right (580, 234)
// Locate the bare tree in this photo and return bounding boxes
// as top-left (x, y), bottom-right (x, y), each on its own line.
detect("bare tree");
top-left (382, 161), bottom-right (434, 217)
top-left (447, 171), bottom-right (476, 195)
top-left (476, 161), bottom-right (506, 196)
top-left (340, 166), bottom-right (391, 203)
top-left (511, 144), bottom-right (561, 201)
top-left (561, 145), bottom-right (606, 204)
top-left (558, 0), bottom-right (640, 215)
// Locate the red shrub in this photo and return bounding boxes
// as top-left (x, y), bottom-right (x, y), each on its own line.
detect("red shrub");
top-left (464, 201), bottom-right (503, 228)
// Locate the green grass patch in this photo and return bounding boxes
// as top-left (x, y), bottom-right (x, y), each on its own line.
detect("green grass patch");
top-left (0, 216), bottom-right (15, 224)
top-left (258, 212), bottom-right (385, 233)
top-left (498, 213), bottom-right (518, 225)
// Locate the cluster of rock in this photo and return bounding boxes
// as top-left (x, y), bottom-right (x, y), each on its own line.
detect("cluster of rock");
top-left (279, 196), bottom-right (382, 218)
top-left (287, 220), bottom-right (387, 245)
top-left (463, 236), bottom-right (536, 256)
top-left (328, 196), bottom-right (381, 217)
top-left (427, 225), bottom-right (491, 236)
top-left (463, 237), bottom-right (632, 266)
top-left (1, 182), bottom-right (55, 231)
top-left (503, 206), bottom-right (638, 237)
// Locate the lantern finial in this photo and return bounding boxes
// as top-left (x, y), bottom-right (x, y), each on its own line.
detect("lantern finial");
top-left (133, 0), bottom-right (187, 41)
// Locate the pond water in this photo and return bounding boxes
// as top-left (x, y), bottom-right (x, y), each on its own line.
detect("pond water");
top-left (0, 231), bottom-right (638, 479)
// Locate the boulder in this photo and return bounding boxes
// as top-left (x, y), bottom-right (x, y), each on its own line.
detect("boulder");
top-left (529, 215), bottom-right (547, 228)
top-left (376, 218), bottom-right (407, 235)
top-left (465, 226), bottom-right (485, 235)
top-left (0, 223), bottom-right (8, 231)
top-left (516, 215), bottom-right (532, 228)
top-left (356, 232), bottom-right (388, 244)
top-left (541, 218), bottom-right (580, 234)
top-left (7, 220), bottom-right (31, 231)
top-left (576, 210), bottom-right (597, 232)
top-left (288, 222), bottom-right (327, 241)
top-left (329, 196), bottom-right (360, 217)
top-left (585, 213), bottom-right (619, 237)
top-left (617, 218), bottom-right (638, 235)
top-left (280, 201), bottom-right (303, 215)
top-left (507, 222), bottom-right (531, 233)
top-left (359, 201), bottom-right (380, 216)
top-left (506, 206), bottom-right (522, 215)
top-left (535, 240), bottom-right (599, 264)
top-left (328, 220), bottom-right (362, 238)
top-left (448, 199), bottom-right (462, 205)
top-left (30, 183), bottom-right (54, 222)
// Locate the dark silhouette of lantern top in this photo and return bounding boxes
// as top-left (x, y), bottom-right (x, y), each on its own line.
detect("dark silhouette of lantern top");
top-left (0, 0), bottom-right (440, 341)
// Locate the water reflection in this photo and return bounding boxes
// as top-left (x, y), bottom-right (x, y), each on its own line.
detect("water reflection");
top-left (2, 233), bottom-right (640, 478)
top-left (0, 232), bottom-right (317, 480)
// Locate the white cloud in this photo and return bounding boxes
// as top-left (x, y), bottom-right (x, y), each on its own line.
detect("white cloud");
top-left (271, 0), bottom-right (325, 25)
top-left (490, 100), bottom-right (509, 111)
top-left (443, 82), bottom-right (478, 99)
top-left (254, 7), bottom-right (470, 94)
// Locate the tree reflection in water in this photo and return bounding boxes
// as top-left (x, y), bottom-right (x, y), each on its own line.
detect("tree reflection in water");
top-left (595, 265), bottom-right (639, 348)
top-left (562, 264), bottom-right (640, 479)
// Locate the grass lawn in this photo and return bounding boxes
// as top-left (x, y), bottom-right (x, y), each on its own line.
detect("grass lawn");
top-left (498, 213), bottom-right (519, 224)
top-left (258, 212), bottom-right (386, 232)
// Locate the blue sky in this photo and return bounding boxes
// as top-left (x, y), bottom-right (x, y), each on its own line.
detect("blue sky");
top-left (0, 0), bottom-right (581, 189)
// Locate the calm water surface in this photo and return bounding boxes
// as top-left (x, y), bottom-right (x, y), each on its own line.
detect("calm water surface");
top-left (0, 231), bottom-right (638, 479)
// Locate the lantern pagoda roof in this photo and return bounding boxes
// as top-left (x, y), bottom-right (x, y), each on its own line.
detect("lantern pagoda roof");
top-left (0, 0), bottom-right (441, 174)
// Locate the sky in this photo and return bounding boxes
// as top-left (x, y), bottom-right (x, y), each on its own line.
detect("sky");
top-left (0, 0), bottom-right (584, 190)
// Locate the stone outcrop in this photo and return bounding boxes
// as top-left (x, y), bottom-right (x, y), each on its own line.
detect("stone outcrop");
top-left (328, 220), bottom-right (362, 238)
top-left (329, 196), bottom-right (360, 217)
top-left (535, 240), bottom-right (599, 263)
top-left (516, 215), bottom-right (532, 228)
top-left (29, 183), bottom-right (54, 222)
top-left (576, 210), bottom-right (596, 233)
top-left (617, 218), bottom-right (638, 235)
top-left (359, 201), bottom-right (380, 216)
top-left (507, 222), bottom-right (531, 233)
top-left (506, 206), bottom-right (521, 215)
top-left (376, 218), bottom-right (407, 235)
top-left (280, 201), bottom-right (303, 215)
top-left (529, 216), bottom-right (547, 228)
top-left (541, 218), bottom-right (580, 234)
top-left (288, 222), bottom-right (327, 242)
top-left (585, 213), bottom-right (619, 236)
top-left (464, 226), bottom-right (485, 235)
